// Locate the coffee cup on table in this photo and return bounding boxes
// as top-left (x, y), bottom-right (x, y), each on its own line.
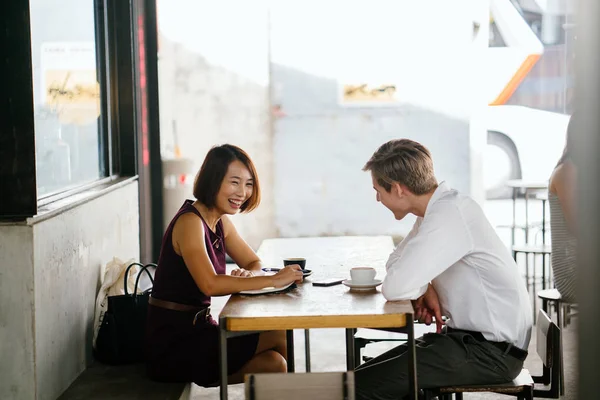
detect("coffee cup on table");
top-left (283, 257), bottom-right (306, 270)
top-left (350, 267), bottom-right (376, 284)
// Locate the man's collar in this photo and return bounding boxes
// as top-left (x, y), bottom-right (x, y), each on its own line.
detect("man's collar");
top-left (424, 181), bottom-right (451, 217)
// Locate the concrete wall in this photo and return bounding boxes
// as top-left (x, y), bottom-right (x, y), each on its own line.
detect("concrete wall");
top-left (157, 0), bottom-right (274, 248)
top-left (0, 226), bottom-right (35, 399)
top-left (0, 182), bottom-right (140, 400)
top-left (270, 99), bottom-right (471, 237)
top-left (156, 1), bottom-right (488, 241)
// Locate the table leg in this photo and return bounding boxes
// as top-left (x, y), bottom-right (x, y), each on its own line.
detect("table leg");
top-left (532, 253), bottom-right (537, 324)
top-left (219, 318), bottom-right (228, 400)
top-left (304, 329), bottom-right (311, 372)
top-left (542, 253), bottom-right (547, 290)
top-left (286, 330), bottom-right (295, 372)
top-left (525, 189), bottom-right (530, 244)
top-left (511, 188), bottom-right (517, 246)
top-left (542, 198), bottom-right (547, 244)
top-left (522, 252), bottom-right (529, 290)
top-left (407, 315), bottom-right (418, 400)
top-left (556, 303), bottom-right (565, 396)
top-left (345, 328), bottom-right (356, 371)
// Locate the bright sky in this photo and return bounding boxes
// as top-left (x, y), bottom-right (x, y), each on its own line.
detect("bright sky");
top-left (157, 0), bottom-right (270, 85)
top-left (158, 0), bottom-right (489, 117)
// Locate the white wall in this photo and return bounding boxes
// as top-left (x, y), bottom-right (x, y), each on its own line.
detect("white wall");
top-left (270, 1), bottom-right (483, 237)
top-left (0, 182), bottom-right (140, 400)
top-left (157, 0), bottom-right (274, 248)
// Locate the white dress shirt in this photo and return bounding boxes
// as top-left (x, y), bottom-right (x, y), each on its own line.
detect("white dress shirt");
top-left (382, 182), bottom-right (532, 349)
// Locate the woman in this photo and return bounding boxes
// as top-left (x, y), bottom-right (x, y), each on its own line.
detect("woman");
top-left (549, 115), bottom-right (577, 303)
top-left (146, 144), bottom-right (303, 386)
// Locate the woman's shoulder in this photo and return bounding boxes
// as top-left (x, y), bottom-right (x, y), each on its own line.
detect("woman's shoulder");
top-left (550, 160), bottom-right (576, 194)
top-left (173, 210), bottom-right (206, 239)
top-left (219, 215), bottom-right (232, 238)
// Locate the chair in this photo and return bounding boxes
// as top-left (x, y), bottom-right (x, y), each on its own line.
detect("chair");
top-left (538, 288), bottom-right (575, 328)
top-left (512, 244), bottom-right (552, 289)
top-left (245, 371), bottom-right (354, 400)
top-left (512, 244), bottom-right (552, 323)
top-left (423, 370), bottom-right (534, 400)
top-left (538, 288), bottom-right (575, 396)
top-left (423, 309), bottom-right (561, 400)
top-left (353, 328), bottom-right (406, 367)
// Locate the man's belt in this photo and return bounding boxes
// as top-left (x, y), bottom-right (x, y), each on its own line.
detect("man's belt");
top-left (445, 327), bottom-right (528, 361)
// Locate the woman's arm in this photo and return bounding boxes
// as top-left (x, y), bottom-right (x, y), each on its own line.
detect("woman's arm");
top-left (221, 215), bottom-right (263, 274)
top-left (173, 214), bottom-right (302, 296)
top-left (551, 161), bottom-right (577, 234)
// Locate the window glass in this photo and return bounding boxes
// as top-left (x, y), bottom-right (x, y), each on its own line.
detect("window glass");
top-left (29, 0), bottom-right (103, 197)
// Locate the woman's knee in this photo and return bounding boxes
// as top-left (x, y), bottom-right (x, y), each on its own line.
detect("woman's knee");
top-left (260, 350), bottom-right (287, 373)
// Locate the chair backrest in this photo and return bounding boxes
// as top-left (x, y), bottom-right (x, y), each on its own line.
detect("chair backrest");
top-left (536, 309), bottom-right (560, 369)
top-left (245, 371), bottom-right (354, 400)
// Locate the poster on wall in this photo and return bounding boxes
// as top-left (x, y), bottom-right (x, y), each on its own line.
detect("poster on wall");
top-left (338, 82), bottom-right (400, 106)
top-left (40, 42), bottom-right (100, 125)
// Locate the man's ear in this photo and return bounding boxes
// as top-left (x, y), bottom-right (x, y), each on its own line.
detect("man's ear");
top-left (392, 182), bottom-right (405, 198)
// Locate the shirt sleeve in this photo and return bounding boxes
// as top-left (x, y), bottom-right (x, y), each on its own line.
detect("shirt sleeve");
top-left (382, 201), bottom-right (474, 301)
top-left (385, 218), bottom-right (422, 271)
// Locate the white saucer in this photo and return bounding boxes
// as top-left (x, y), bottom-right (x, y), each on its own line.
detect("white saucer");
top-left (342, 279), bottom-right (382, 290)
top-left (239, 281), bottom-right (294, 295)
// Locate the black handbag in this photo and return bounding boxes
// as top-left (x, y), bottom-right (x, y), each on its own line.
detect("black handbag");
top-left (94, 262), bottom-right (156, 365)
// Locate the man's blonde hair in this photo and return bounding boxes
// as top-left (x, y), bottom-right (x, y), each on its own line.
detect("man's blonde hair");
top-left (363, 139), bottom-right (438, 195)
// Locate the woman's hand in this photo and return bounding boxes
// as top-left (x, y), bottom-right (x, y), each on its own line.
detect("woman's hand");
top-left (271, 265), bottom-right (303, 287)
top-left (230, 268), bottom-right (254, 278)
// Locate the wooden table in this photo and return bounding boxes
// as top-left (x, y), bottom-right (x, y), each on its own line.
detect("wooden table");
top-left (218, 236), bottom-right (416, 400)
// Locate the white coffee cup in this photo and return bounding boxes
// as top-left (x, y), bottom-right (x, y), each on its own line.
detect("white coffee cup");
top-left (350, 267), bottom-right (377, 284)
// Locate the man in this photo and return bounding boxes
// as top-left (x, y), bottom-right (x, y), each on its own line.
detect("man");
top-left (355, 139), bottom-right (532, 400)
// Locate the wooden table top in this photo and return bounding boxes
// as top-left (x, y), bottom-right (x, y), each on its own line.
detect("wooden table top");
top-left (219, 236), bottom-right (413, 331)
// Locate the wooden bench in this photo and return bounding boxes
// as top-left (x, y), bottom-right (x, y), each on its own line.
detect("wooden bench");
top-left (57, 363), bottom-right (190, 400)
top-left (424, 370), bottom-right (534, 400)
top-left (423, 309), bottom-right (561, 400)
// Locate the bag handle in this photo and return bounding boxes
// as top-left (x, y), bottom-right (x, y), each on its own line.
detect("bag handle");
top-left (124, 262), bottom-right (156, 295)
top-left (133, 265), bottom-right (155, 296)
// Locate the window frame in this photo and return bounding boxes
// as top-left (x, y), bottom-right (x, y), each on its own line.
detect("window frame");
top-left (0, 0), bottom-right (38, 220)
top-left (0, 0), bottom-right (139, 218)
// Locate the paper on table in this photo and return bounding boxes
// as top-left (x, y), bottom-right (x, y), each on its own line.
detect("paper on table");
top-left (239, 281), bottom-right (294, 295)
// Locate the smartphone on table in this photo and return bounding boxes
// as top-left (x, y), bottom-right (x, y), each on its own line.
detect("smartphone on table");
top-left (312, 278), bottom-right (344, 287)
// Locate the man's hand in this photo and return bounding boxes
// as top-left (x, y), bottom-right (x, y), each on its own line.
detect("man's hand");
top-left (412, 284), bottom-right (445, 333)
